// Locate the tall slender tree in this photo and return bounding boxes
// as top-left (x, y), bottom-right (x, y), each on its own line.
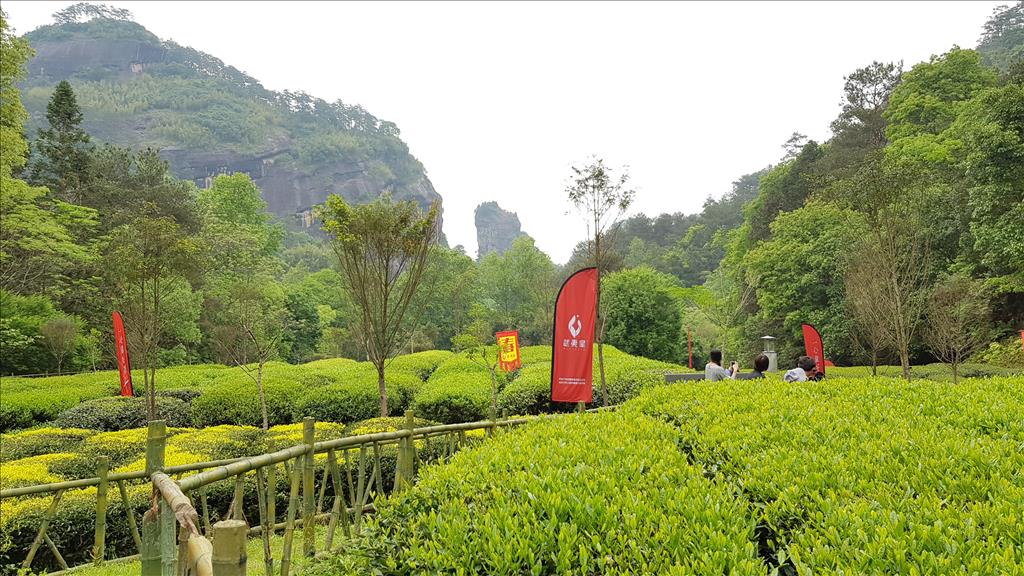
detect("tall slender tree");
top-left (566, 158), bottom-right (634, 406)
top-left (319, 194), bottom-right (438, 417)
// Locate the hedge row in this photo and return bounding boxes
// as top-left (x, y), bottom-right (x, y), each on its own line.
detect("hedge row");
top-left (626, 377), bottom-right (1024, 573)
top-left (311, 411), bottom-right (764, 575)
top-left (0, 416), bottom-right (459, 571)
top-left (313, 376), bottom-right (1024, 574)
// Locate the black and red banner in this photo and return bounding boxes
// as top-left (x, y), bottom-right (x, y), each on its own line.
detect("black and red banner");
top-left (551, 267), bottom-right (597, 403)
top-left (801, 323), bottom-right (825, 378)
top-left (112, 311), bottom-right (134, 397)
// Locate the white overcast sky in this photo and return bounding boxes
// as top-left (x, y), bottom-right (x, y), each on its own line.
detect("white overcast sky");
top-left (4, 1), bottom-right (1004, 262)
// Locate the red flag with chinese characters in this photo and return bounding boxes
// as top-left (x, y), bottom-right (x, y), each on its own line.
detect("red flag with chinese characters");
top-left (496, 330), bottom-right (521, 372)
top-left (112, 311), bottom-right (134, 397)
top-left (551, 268), bottom-right (597, 403)
top-left (801, 323), bottom-right (825, 378)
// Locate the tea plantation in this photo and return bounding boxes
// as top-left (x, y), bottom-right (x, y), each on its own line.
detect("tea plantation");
top-left (312, 376), bottom-right (1024, 575)
top-left (2, 350), bottom-right (1022, 574)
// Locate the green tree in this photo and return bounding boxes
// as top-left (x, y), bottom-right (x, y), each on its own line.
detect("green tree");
top-left (566, 157), bottom-right (635, 406)
top-left (105, 216), bottom-right (202, 419)
top-left (406, 245), bottom-right (478, 351)
top-left (744, 203), bottom-right (870, 365)
top-left (977, 2), bottom-right (1024, 73)
top-left (746, 142), bottom-right (824, 243)
top-left (602, 267), bottom-right (681, 362)
top-left (319, 194), bottom-right (439, 417)
top-left (29, 80), bottom-right (93, 203)
top-left (924, 274), bottom-right (990, 383)
top-left (40, 315), bottom-right (79, 374)
top-left (477, 236), bottom-right (557, 344)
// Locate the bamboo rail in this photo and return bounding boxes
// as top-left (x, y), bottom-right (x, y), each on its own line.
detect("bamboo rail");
top-left (4, 406), bottom-right (609, 574)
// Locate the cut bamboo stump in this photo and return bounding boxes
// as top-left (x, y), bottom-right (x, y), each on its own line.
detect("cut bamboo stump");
top-left (211, 520), bottom-right (247, 576)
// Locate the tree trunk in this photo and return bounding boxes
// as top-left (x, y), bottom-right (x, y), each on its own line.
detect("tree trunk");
top-left (257, 360), bottom-right (269, 431)
top-left (870, 348), bottom-right (877, 377)
top-left (951, 362), bottom-right (959, 385)
top-left (489, 368), bottom-right (498, 417)
top-left (377, 363), bottom-right (388, 417)
top-left (595, 233), bottom-right (608, 407)
top-left (899, 346), bottom-right (911, 382)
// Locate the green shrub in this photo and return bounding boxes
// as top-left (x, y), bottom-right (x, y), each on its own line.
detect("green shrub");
top-left (972, 337), bottom-right (1024, 368)
top-left (626, 377), bottom-right (1024, 572)
top-left (191, 374), bottom-right (303, 427)
top-left (0, 427), bottom-right (92, 462)
top-left (155, 388), bottom-right (203, 403)
top-left (316, 412), bottom-right (762, 575)
top-left (53, 397), bottom-right (193, 431)
top-left (294, 372), bottom-right (420, 424)
top-left (0, 372), bottom-right (117, 432)
top-left (412, 374), bottom-right (492, 424)
top-left (386, 350), bottom-right (453, 381)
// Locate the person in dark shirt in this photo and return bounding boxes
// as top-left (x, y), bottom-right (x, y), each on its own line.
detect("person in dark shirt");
top-left (749, 354), bottom-right (769, 378)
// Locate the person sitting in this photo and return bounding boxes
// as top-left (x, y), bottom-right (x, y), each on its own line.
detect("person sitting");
top-left (783, 356), bottom-right (816, 382)
top-left (704, 349), bottom-right (735, 381)
top-left (748, 354), bottom-right (769, 378)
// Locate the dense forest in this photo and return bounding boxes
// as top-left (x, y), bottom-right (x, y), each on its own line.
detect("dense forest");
top-left (1, 3), bottom-right (1022, 378)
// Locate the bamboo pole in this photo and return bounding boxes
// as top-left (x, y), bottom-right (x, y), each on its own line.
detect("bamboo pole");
top-left (93, 457), bottom-right (110, 565)
top-left (23, 489), bottom-right (63, 569)
top-left (255, 468), bottom-right (272, 576)
top-left (354, 445), bottom-right (366, 532)
top-left (211, 520), bottom-right (247, 576)
top-left (141, 507), bottom-right (160, 576)
top-left (301, 418), bottom-right (315, 558)
top-left (279, 458), bottom-right (300, 576)
top-left (44, 533), bottom-right (69, 570)
top-left (117, 480), bottom-right (143, 554)
top-left (159, 499), bottom-right (176, 576)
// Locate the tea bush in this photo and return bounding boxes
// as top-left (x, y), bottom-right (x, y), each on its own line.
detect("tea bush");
top-left (294, 372), bottom-right (420, 423)
top-left (626, 377), bottom-right (1024, 573)
top-left (315, 411), bottom-right (763, 575)
top-left (413, 374), bottom-right (494, 424)
top-left (0, 427), bottom-right (92, 462)
top-left (386, 350), bottom-right (454, 381)
top-left (53, 396), bottom-right (192, 431)
top-left (191, 372), bottom-right (304, 427)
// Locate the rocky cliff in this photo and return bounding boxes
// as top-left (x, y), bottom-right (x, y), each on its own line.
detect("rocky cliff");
top-left (19, 15), bottom-right (443, 233)
top-left (475, 201), bottom-right (527, 257)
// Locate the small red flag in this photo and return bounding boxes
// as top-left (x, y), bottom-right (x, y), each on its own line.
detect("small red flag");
top-left (801, 323), bottom-right (825, 378)
top-left (496, 330), bottom-right (521, 372)
top-left (551, 268), bottom-right (597, 403)
top-left (112, 311), bottom-right (134, 396)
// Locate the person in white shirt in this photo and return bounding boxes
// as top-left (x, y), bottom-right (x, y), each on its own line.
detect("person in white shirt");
top-left (784, 356), bottom-right (817, 382)
top-left (704, 349), bottom-right (735, 381)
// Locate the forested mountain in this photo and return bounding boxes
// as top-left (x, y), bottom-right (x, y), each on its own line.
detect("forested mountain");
top-left (17, 3), bottom-right (442, 229)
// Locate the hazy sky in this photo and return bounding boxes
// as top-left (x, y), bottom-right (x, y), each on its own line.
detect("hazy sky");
top-left (4, 1), bottom-right (1004, 263)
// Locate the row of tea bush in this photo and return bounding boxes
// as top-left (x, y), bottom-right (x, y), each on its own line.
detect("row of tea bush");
top-left (311, 376), bottom-right (1024, 575)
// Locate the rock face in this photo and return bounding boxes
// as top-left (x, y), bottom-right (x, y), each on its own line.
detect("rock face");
top-left (19, 17), bottom-right (443, 235)
top-left (475, 202), bottom-right (526, 257)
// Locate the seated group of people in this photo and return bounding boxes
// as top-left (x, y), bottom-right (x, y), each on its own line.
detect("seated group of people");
top-left (704, 349), bottom-right (821, 381)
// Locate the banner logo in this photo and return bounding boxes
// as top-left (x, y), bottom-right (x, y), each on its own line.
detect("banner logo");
top-left (568, 315), bottom-right (582, 338)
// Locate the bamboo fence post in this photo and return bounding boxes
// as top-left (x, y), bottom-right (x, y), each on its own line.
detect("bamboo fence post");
top-left (324, 449), bottom-right (349, 550)
top-left (142, 508), bottom-right (160, 576)
top-left (211, 520), bottom-right (248, 576)
top-left (43, 533), bottom-right (69, 570)
top-left (265, 464), bottom-right (276, 575)
top-left (160, 498), bottom-right (176, 576)
top-left (371, 441), bottom-right (384, 495)
top-left (301, 417), bottom-right (316, 557)
top-left (118, 479), bottom-right (144, 553)
top-left (279, 459), bottom-right (301, 576)
top-left (199, 486), bottom-right (212, 535)
top-left (395, 411), bottom-right (415, 492)
top-left (354, 445), bottom-right (366, 532)
top-left (93, 456), bottom-right (110, 565)
top-left (142, 420), bottom-right (167, 576)
top-left (255, 468), bottom-right (273, 576)
top-left (227, 474), bottom-right (246, 522)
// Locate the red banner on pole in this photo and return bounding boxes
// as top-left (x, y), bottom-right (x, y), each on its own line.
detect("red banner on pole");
top-left (112, 311), bottom-right (134, 397)
top-left (801, 323), bottom-right (825, 378)
top-left (496, 330), bottom-right (521, 372)
top-left (551, 268), bottom-right (597, 403)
